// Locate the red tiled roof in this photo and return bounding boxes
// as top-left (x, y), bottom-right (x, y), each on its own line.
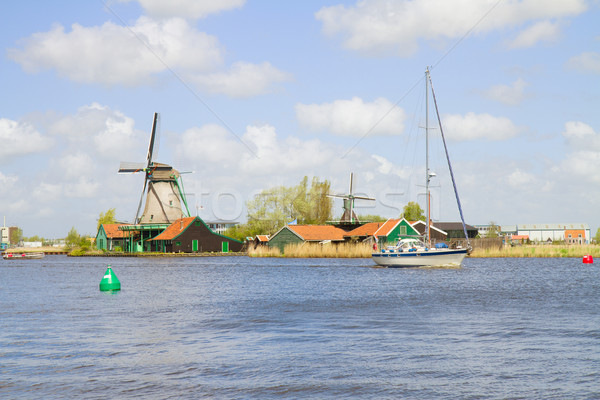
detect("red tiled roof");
top-left (374, 219), bottom-right (401, 236)
top-left (344, 222), bottom-right (385, 237)
top-left (102, 224), bottom-right (126, 238)
top-left (256, 235), bottom-right (270, 242)
top-left (511, 235), bottom-right (529, 240)
top-left (151, 217), bottom-right (196, 241)
top-left (287, 225), bottom-right (347, 241)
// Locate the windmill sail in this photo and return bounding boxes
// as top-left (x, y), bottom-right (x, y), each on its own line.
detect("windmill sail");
top-left (118, 113), bottom-right (191, 224)
top-left (328, 173), bottom-right (375, 224)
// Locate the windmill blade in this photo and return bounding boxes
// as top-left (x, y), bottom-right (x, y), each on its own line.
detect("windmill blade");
top-left (146, 112), bottom-right (159, 167)
top-left (349, 172), bottom-right (354, 195)
top-left (353, 195), bottom-right (376, 201)
top-left (118, 162), bottom-right (147, 173)
top-left (134, 176), bottom-right (149, 224)
top-left (327, 194), bottom-right (349, 199)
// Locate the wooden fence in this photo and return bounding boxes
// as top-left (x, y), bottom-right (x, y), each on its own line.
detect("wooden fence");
top-left (450, 237), bottom-right (503, 251)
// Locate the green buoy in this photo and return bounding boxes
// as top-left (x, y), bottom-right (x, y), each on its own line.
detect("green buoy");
top-left (99, 265), bottom-right (121, 291)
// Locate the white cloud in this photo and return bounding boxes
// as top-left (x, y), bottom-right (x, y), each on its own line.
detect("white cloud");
top-left (191, 61), bottom-right (291, 98)
top-left (0, 118), bottom-right (52, 159)
top-left (558, 151), bottom-right (600, 183)
top-left (178, 124), bottom-right (244, 166)
top-left (508, 20), bottom-right (561, 49)
top-left (124, 0), bottom-right (246, 19)
top-left (33, 182), bottom-right (62, 202)
top-left (562, 121), bottom-right (600, 150)
top-left (240, 125), bottom-right (334, 173)
top-left (483, 79), bottom-right (529, 105)
top-left (65, 178), bottom-right (101, 198)
top-left (8, 17), bottom-right (222, 86)
top-left (567, 52), bottom-right (600, 74)
top-left (296, 97), bottom-right (405, 136)
top-left (316, 0), bottom-right (586, 56)
top-left (0, 172), bottom-right (19, 189)
top-left (442, 112), bottom-right (520, 141)
top-left (372, 154), bottom-right (409, 178)
top-left (507, 168), bottom-right (535, 187)
top-left (56, 152), bottom-right (95, 179)
top-left (48, 103), bottom-right (145, 161)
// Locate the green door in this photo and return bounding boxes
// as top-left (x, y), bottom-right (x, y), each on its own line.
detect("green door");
top-left (192, 239), bottom-right (198, 252)
top-left (222, 241), bottom-right (229, 253)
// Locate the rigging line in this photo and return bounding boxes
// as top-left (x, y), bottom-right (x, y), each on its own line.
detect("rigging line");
top-left (430, 0), bottom-right (504, 71)
top-left (100, 0), bottom-right (259, 159)
top-left (340, 0), bottom-right (503, 159)
top-left (427, 72), bottom-right (471, 250)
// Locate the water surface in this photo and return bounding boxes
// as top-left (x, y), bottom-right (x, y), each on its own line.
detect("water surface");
top-left (1, 256), bottom-right (598, 399)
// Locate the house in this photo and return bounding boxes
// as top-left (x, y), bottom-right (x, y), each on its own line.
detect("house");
top-left (432, 222), bottom-right (478, 239)
top-left (96, 224), bottom-right (126, 251)
top-left (342, 218), bottom-right (422, 245)
top-left (375, 218), bottom-right (422, 244)
top-left (565, 229), bottom-right (586, 245)
top-left (410, 220), bottom-right (448, 242)
top-left (268, 225), bottom-right (347, 252)
top-left (510, 234), bottom-right (529, 244)
top-left (149, 216), bottom-right (243, 253)
top-left (252, 235), bottom-right (270, 248)
top-left (343, 221), bottom-right (387, 243)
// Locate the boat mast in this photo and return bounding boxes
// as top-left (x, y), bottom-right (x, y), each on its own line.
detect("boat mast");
top-left (425, 67), bottom-right (431, 247)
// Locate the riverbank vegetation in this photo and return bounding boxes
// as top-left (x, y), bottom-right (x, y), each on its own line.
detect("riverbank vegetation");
top-left (249, 242), bottom-right (373, 258)
top-left (249, 242), bottom-right (599, 259)
top-left (469, 244), bottom-right (600, 258)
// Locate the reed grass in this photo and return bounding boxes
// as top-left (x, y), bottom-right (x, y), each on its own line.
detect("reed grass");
top-left (248, 242), bottom-right (373, 258)
top-left (248, 245), bottom-right (281, 257)
top-left (249, 242), bottom-right (600, 259)
top-left (469, 244), bottom-right (600, 258)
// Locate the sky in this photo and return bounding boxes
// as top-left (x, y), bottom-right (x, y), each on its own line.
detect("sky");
top-left (1, 0), bottom-right (599, 238)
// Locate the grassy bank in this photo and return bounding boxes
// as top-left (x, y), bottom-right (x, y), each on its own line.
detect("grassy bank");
top-left (469, 244), bottom-right (600, 258)
top-left (3, 246), bottom-right (68, 254)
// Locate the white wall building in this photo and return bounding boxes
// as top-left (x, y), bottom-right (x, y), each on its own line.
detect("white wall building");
top-left (516, 223), bottom-right (590, 243)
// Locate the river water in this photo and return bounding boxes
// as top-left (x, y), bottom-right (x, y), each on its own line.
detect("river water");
top-left (1, 255), bottom-right (598, 399)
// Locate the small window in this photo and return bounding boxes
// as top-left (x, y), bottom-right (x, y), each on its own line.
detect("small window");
top-left (175, 241), bottom-right (181, 246)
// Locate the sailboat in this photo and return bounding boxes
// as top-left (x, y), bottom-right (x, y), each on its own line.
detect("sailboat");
top-left (372, 68), bottom-right (471, 267)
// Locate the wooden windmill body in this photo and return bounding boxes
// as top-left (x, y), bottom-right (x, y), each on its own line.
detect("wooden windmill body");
top-left (118, 113), bottom-right (190, 225)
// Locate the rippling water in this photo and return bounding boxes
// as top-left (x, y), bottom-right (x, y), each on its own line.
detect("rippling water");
top-left (1, 255), bottom-right (598, 399)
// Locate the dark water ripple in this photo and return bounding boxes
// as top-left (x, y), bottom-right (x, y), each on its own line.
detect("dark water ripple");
top-left (1, 255), bottom-right (599, 399)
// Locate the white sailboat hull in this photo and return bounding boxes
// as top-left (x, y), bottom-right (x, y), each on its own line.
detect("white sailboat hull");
top-left (372, 248), bottom-right (467, 268)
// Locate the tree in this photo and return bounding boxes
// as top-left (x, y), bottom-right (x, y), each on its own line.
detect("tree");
top-left (357, 214), bottom-right (387, 222)
top-left (402, 201), bottom-right (425, 221)
top-left (595, 228), bottom-right (600, 244)
top-left (486, 221), bottom-right (500, 238)
top-left (65, 227), bottom-right (80, 249)
top-left (97, 208), bottom-right (117, 231)
top-left (242, 176), bottom-right (333, 236)
top-left (10, 227), bottom-right (23, 245)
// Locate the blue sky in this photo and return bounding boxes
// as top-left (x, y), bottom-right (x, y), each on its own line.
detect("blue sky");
top-left (1, 0), bottom-right (599, 238)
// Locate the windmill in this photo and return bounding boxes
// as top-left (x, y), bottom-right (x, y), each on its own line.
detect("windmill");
top-left (328, 173), bottom-right (375, 225)
top-left (118, 113), bottom-right (191, 224)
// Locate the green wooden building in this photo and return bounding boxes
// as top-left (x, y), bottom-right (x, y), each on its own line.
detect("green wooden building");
top-left (343, 218), bottom-right (421, 244)
top-left (268, 224), bottom-right (347, 253)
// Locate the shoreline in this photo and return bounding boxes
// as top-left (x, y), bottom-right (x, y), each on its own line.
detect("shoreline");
top-left (3, 245), bottom-right (598, 259)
